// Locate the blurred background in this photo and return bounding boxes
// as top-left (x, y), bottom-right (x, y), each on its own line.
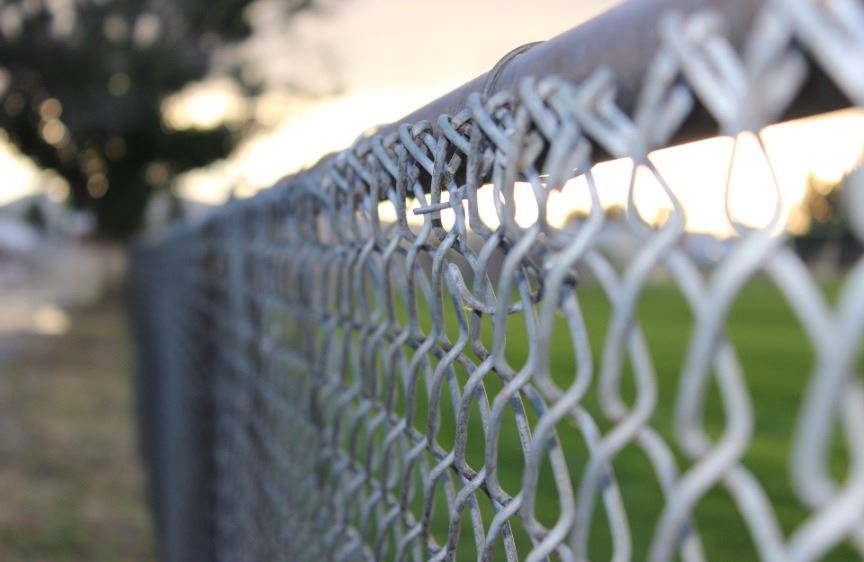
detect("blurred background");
top-left (0, 1), bottom-right (618, 560)
top-left (1, 0), bottom-right (863, 560)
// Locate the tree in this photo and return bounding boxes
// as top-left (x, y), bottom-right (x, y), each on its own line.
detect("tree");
top-left (0, 0), bottom-right (315, 237)
top-left (792, 169), bottom-right (863, 269)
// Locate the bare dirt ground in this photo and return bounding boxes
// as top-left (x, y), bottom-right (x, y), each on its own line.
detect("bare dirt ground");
top-left (0, 297), bottom-right (156, 561)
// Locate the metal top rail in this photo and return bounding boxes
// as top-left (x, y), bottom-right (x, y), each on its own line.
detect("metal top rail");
top-left (375, 0), bottom-right (849, 149)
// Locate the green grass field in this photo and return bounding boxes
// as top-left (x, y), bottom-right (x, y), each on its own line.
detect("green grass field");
top-left (374, 277), bottom-right (858, 561)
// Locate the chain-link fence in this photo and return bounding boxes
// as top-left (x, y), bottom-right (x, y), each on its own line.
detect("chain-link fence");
top-left (130, 0), bottom-right (864, 560)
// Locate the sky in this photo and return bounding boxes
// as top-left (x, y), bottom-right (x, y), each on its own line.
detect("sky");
top-left (170, 0), bottom-right (864, 238)
top-left (4, 0), bottom-right (864, 238)
top-left (170, 0), bottom-right (622, 200)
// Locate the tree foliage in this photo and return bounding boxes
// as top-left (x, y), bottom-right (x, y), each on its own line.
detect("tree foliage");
top-left (0, 0), bottom-right (313, 237)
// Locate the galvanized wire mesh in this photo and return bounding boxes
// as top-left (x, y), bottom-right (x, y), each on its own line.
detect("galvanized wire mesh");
top-left (130, 1), bottom-right (864, 560)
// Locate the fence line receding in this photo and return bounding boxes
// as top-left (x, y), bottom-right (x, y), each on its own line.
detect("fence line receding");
top-left (130, 0), bottom-right (864, 560)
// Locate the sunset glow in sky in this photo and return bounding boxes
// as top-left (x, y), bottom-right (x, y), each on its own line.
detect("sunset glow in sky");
top-left (171, 0), bottom-right (864, 238)
top-left (4, 0), bottom-right (863, 239)
top-left (373, 109), bottom-right (864, 238)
